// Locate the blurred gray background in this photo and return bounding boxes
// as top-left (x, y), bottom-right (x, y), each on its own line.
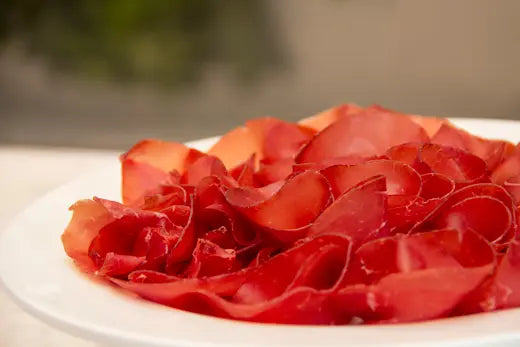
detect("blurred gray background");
top-left (1, 0), bottom-right (520, 150)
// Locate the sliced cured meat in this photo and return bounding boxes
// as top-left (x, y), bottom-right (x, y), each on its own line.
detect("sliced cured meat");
top-left (182, 155), bottom-right (228, 185)
top-left (414, 183), bottom-right (517, 245)
top-left (321, 160), bottom-right (421, 198)
top-left (504, 175), bottom-right (520, 202)
top-left (417, 143), bottom-right (489, 185)
top-left (292, 155), bottom-right (366, 173)
top-left (339, 229), bottom-right (496, 322)
top-left (165, 197), bottom-right (196, 272)
top-left (308, 176), bottom-right (388, 248)
top-left (432, 196), bottom-right (512, 243)
top-left (432, 123), bottom-right (514, 170)
top-left (208, 126), bottom-right (260, 169)
top-left (420, 173), bottom-right (455, 200)
top-left (121, 140), bottom-right (203, 205)
top-left (262, 121), bottom-right (312, 161)
top-left (184, 239), bottom-right (237, 278)
top-left (62, 103), bottom-right (520, 325)
top-left (113, 234), bottom-right (351, 324)
top-left (226, 171), bottom-right (332, 243)
top-left (297, 108), bottom-right (428, 163)
top-left (97, 253), bottom-right (146, 277)
top-left (492, 149), bottom-right (520, 184)
top-left (409, 114), bottom-right (448, 137)
top-left (62, 198), bottom-right (173, 272)
top-left (255, 158), bottom-right (294, 186)
top-left (209, 117), bottom-right (312, 169)
top-left (233, 234), bottom-right (351, 304)
top-left (298, 103), bottom-right (363, 132)
top-left (230, 154), bottom-right (256, 187)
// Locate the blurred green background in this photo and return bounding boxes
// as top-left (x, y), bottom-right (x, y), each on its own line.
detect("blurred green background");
top-left (1, 0), bottom-right (520, 149)
top-left (0, 0), bottom-right (283, 86)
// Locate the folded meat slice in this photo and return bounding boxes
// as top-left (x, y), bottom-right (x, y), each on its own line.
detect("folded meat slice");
top-left (121, 139), bottom-right (204, 205)
top-left (296, 108), bottom-right (428, 163)
top-left (225, 171), bottom-right (332, 243)
top-left (492, 148), bottom-right (520, 184)
top-left (321, 160), bottom-right (421, 198)
top-left (297, 103), bottom-right (363, 132)
top-left (432, 122), bottom-right (514, 171)
top-left (432, 196), bottom-right (512, 243)
top-left (417, 143), bottom-right (489, 186)
top-left (62, 198), bottom-right (175, 273)
top-left (209, 117), bottom-right (313, 169)
top-left (112, 234), bottom-right (352, 324)
top-left (334, 228), bottom-right (496, 323)
top-left (182, 155), bottom-right (229, 186)
top-left (308, 176), bottom-right (388, 249)
top-left (414, 183), bottom-right (517, 246)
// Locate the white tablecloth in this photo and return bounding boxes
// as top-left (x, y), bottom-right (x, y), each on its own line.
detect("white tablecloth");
top-left (0, 146), bottom-right (120, 347)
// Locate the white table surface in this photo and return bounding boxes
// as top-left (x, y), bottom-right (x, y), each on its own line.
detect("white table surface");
top-left (0, 145), bottom-right (120, 347)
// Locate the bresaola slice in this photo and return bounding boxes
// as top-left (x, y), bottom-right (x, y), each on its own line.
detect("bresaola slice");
top-left (121, 140), bottom-right (203, 205)
top-left (414, 183), bottom-right (517, 246)
top-left (432, 196), bottom-right (512, 243)
top-left (417, 144), bottom-right (489, 186)
top-left (225, 171), bottom-right (332, 243)
top-left (62, 198), bottom-right (174, 272)
top-left (63, 103), bottom-right (520, 326)
top-left (321, 160), bottom-right (421, 198)
top-left (209, 117), bottom-right (312, 169)
top-left (296, 108), bottom-right (428, 163)
top-left (309, 176), bottom-right (388, 248)
top-left (113, 234), bottom-right (352, 324)
top-left (431, 122), bottom-right (514, 171)
top-left (298, 104), bottom-right (363, 132)
top-left (338, 229), bottom-right (496, 323)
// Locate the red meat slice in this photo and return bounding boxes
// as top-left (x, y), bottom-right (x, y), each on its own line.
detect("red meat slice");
top-left (296, 108), bottom-right (428, 163)
top-left (255, 158), bottom-right (294, 186)
top-left (165, 197), bottom-right (196, 272)
top-left (432, 123), bottom-right (514, 170)
top-left (409, 114), bottom-right (448, 137)
top-left (208, 126), bottom-right (260, 169)
top-left (262, 121), bottom-right (312, 161)
top-left (456, 241), bottom-right (520, 313)
top-left (293, 155), bottom-right (367, 173)
top-left (504, 175), bottom-right (520, 202)
top-left (225, 171), bottom-right (332, 243)
top-left (337, 229), bottom-right (496, 323)
top-left (182, 156), bottom-right (228, 186)
top-left (128, 270), bottom-right (180, 283)
top-left (113, 234), bottom-right (351, 324)
top-left (492, 149), bottom-right (520, 184)
top-left (432, 196), bottom-right (512, 243)
top-left (298, 104), bottom-right (363, 132)
top-left (184, 239), bottom-right (237, 278)
top-left (414, 183), bottom-right (517, 246)
top-left (209, 117), bottom-right (312, 169)
top-left (97, 253), bottom-right (146, 277)
top-left (484, 241), bottom-right (520, 309)
top-left (321, 160), bottom-right (421, 198)
top-left (62, 198), bottom-right (173, 272)
top-left (308, 176), bottom-right (388, 248)
top-left (121, 140), bottom-right (203, 205)
top-left (230, 154), bottom-right (256, 187)
top-left (141, 184), bottom-right (187, 212)
top-left (420, 173), bottom-right (455, 200)
top-left (417, 143), bottom-right (489, 185)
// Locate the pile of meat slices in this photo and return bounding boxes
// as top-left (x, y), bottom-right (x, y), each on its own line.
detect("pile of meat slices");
top-left (62, 104), bottom-right (520, 325)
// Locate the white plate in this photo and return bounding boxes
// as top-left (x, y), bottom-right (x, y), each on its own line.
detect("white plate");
top-left (2, 119), bottom-right (520, 347)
